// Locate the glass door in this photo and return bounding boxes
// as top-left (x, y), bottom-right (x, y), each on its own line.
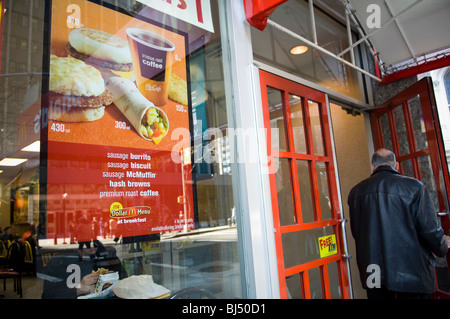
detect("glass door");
top-left (371, 77), bottom-right (450, 298)
top-left (259, 70), bottom-right (351, 299)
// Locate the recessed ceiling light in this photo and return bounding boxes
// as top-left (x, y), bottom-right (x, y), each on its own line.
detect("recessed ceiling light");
top-left (21, 140), bottom-right (40, 152)
top-left (0, 158), bottom-right (28, 166)
top-left (290, 45), bottom-right (308, 55)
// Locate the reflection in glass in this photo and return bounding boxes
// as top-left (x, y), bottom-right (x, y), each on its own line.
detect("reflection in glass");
top-left (408, 95), bottom-right (428, 151)
top-left (393, 105), bottom-right (409, 156)
top-left (268, 87), bottom-right (287, 152)
top-left (380, 113), bottom-right (393, 151)
top-left (401, 159), bottom-right (414, 178)
top-left (289, 94), bottom-right (307, 154)
top-left (281, 226), bottom-right (334, 268)
top-left (416, 155), bottom-right (445, 291)
top-left (277, 158), bottom-right (296, 226)
top-left (418, 155), bottom-right (438, 209)
top-left (328, 261), bottom-right (342, 299)
top-left (419, 152), bottom-right (450, 293)
top-left (251, 0), bottom-right (363, 101)
top-left (308, 267), bottom-right (323, 299)
top-left (316, 162), bottom-right (332, 220)
top-left (286, 273), bottom-right (303, 299)
top-left (297, 160), bottom-right (314, 223)
top-left (1, 0), bottom-right (243, 299)
top-left (308, 100), bottom-right (324, 156)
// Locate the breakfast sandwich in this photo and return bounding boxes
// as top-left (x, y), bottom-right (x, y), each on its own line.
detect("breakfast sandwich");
top-left (49, 54), bottom-right (113, 122)
top-left (92, 267), bottom-right (111, 275)
top-left (168, 73), bottom-right (188, 106)
top-left (66, 28), bottom-right (133, 72)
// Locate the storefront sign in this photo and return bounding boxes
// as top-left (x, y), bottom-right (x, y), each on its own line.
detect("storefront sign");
top-left (318, 234), bottom-right (337, 258)
top-left (44, 0), bottom-right (194, 240)
top-left (136, 0), bottom-right (214, 33)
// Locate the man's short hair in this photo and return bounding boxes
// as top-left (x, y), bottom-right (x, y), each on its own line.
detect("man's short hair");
top-left (371, 148), bottom-right (396, 169)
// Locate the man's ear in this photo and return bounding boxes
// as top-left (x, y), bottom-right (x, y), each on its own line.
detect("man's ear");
top-left (395, 162), bottom-right (399, 170)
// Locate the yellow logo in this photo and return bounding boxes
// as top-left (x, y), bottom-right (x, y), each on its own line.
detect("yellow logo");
top-left (109, 202), bottom-right (151, 218)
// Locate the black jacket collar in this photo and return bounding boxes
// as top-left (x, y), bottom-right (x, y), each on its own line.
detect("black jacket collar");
top-left (371, 165), bottom-right (400, 176)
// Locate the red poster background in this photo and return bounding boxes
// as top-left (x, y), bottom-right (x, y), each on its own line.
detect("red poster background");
top-left (45, 0), bottom-right (194, 240)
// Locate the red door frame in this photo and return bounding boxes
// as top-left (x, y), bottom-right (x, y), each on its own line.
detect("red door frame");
top-left (371, 77), bottom-right (450, 298)
top-left (259, 70), bottom-right (351, 299)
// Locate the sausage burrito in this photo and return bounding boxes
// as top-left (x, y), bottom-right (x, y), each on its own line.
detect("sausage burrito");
top-left (105, 76), bottom-right (169, 144)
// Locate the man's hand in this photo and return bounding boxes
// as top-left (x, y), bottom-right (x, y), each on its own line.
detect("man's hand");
top-left (444, 235), bottom-right (450, 249)
top-left (76, 273), bottom-right (99, 296)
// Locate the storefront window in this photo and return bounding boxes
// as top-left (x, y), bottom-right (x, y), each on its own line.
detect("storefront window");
top-left (251, 0), bottom-right (364, 102)
top-left (445, 70), bottom-right (450, 108)
top-left (0, 0), bottom-right (242, 299)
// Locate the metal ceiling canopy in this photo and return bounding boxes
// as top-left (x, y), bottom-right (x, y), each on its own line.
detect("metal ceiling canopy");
top-left (344, 0), bottom-right (450, 83)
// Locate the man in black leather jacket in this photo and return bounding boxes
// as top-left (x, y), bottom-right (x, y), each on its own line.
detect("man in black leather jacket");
top-left (348, 148), bottom-right (450, 299)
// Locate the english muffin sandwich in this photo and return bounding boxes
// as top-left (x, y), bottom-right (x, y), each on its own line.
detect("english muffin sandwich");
top-left (49, 54), bottom-right (113, 122)
top-left (66, 28), bottom-right (133, 72)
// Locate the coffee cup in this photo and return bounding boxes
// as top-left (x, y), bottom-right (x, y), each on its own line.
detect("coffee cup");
top-left (126, 28), bottom-right (175, 106)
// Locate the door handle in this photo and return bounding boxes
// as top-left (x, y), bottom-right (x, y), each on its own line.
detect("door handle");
top-left (340, 219), bottom-right (352, 259)
top-left (339, 218), bottom-right (354, 299)
top-left (437, 211), bottom-right (448, 217)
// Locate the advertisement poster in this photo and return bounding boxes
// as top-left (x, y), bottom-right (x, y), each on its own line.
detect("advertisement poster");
top-left (44, 0), bottom-right (194, 241)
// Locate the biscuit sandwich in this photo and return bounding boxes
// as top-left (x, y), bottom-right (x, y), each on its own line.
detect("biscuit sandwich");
top-left (66, 28), bottom-right (133, 72)
top-left (49, 54), bottom-right (113, 122)
top-left (168, 73), bottom-right (188, 106)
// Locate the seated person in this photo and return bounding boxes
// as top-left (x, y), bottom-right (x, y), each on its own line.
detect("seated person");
top-left (40, 240), bottom-right (127, 299)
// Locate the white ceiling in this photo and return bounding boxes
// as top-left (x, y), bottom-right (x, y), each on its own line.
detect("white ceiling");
top-left (346, 0), bottom-right (450, 72)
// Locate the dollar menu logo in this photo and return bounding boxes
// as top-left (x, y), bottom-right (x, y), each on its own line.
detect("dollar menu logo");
top-left (109, 202), bottom-right (151, 218)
